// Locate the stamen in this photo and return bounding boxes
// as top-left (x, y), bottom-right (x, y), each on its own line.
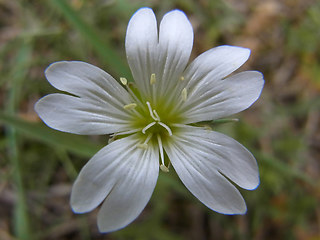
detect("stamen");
top-left (158, 122), bottom-right (173, 136)
top-left (157, 135), bottom-right (169, 173)
top-left (120, 77), bottom-right (127, 85)
top-left (153, 110), bottom-right (160, 121)
top-left (124, 83), bottom-right (144, 112)
top-left (181, 88), bottom-right (187, 102)
top-left (137, 133), bottom-right (153, 149)
top-left (144, 133), bottom-right (153, 144)
top-left (111, 128), bottom-right (141, 137)
top-left (157, 135), bottom-right (164, 165)
top-left (150, 73), bottom-right (156, 85)
top-left (146, 101), bottom-right (159, 121)
top-left (180, 76), bottom-right (185, 81)
top-left (123, 103), bottom-right (137, 110)
top-left (171, 123), bottom-right (188, 128)
top-left (142, 122), bottom-right (156, 134)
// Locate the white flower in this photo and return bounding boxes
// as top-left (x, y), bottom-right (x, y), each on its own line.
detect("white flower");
top-left (35, 7), bottom-right (264, 233)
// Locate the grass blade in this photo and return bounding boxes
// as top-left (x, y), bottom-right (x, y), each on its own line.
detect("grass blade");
top-left (6, 42), bottom-right (32, 240)
top-left (0, 113), bottom-right (102, 158)
top-left (49, 0), bottom-right (131, 77)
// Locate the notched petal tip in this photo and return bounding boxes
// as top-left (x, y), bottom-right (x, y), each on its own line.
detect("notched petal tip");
top-left (70, 180), bottom-right (101, 214)
top-left (133, 6), bottom-right (154, 15)
top-left (33, 97), bottom-right (42, 114)
top-left (44, 61), bottom-right (74, 79)
top-left (44, 61), bottom-right (64, 85)
top-left (226, 204), bottom-right (247, 215)
top-left (254, 70), bottom-right (265, 87)
top-left (97, 218), bottom-right (126, 234)
top-left (69, 180), bottom-right (103, 214)
top-left (204, 184), bottom-right (248, 216)
top-left (160, 8), bottom-right (194, 36)
top-left (45, 60), bottom-right (94, 75)
top-left (128, 7), bottom-right (156, 27)
top-left (33, 95), bottom-right (54, 124)
top-left (70, 199), bottom-right (97, 215)
top-left (248, 176), bottom-right (260, 191)
top-left (164, 8), bottom-right (189, 19)
top-left (244, 70), bottom-right (265, 103)
top-left (70, 203), bottom-right (88, 214)
top-left (214, 200), bottom-right (247, 215)
top-left (44, 61), bottom-right (94, 90)
top-left (34, 95), bottom-right (78, 135)
top-left (218, 45), bottom-right (251, 62)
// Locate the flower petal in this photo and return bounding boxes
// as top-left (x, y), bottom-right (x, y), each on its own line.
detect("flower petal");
top-left (70, 135), bottom-right (159, 233)
top-left (35, 93), bottom-right (132, 135)
top-left (125, 8), bottom-right (193, 102)
top-left (125, 8), bottom-right (158, 99)
top-left (156, 10), bottom-right (193, 101)
top-left (45, 61), bottom-right (131, 107)
top-left (97, 141), bottom-right (159, 232)
top-left (184, 46), bottom-right (251, 90)
top-left (182, 71), bottom-right (264, 123)
top-left (164, 126), bottom-right (259, 214)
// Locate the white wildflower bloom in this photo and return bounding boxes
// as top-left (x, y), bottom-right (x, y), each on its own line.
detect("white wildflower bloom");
top-left (35, 7), bottom-right (264, 233)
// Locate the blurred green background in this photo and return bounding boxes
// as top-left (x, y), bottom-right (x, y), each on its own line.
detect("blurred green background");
top-left (0, 0), bottom-right (319, 239)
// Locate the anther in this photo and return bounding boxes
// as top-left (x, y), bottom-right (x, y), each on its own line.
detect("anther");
top-left (123, 103), bottom-right (137, 110)
top-left (120, 77), bottom-right (128, 85)
top-left (150, 73), bottom-right (156, 85)
top-left (160, 164), bottom-right (169, 173)
top-left (203, 125), bottom-right (212, 131)
top-left (146, 101), bottom-right (159, 121)
top-left (180, 76), bottom-right (185, 81)
top-left (108, 136), bottom-right (116, 144)
top-left (137, 133), bottom-right (153, 149)
top-left (137, 143), bottom-right (148, 149)
top-left (181, 88), bottom-right (187, 102)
